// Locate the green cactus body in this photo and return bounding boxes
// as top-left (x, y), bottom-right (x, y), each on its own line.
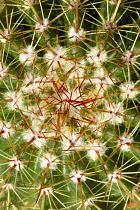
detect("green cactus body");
top-left (0, 0), bottom-right (140, 209)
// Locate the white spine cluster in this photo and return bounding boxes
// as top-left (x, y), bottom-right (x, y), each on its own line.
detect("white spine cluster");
top-left (23, 0), bottom-right (31, 9)
top-left (40, 153), bottom-right (59, 170)
top-left (118, 134), bottom-right (133, 152)
top-left (22, 128), bottom-right (46, 148)
top-left (21, 73), bottom-right (46, 93)
top-left (61, 128), bottom-right (83, 153)
top-left (0, 121), bottom-right (14, 139)
top-left (85, 113), bottom-right (106, 136)
top-left (41, 187), bottom-right (53, 195)
top-left (131, 187), bottom-right (138, 195)
top-left (122, 51), bottom-right (136, 65)
top-left (23, 104), bottom-right (46, 127)
top-left (87, 47), bottom-right (107, 67)
top-left (104, 102), bottom-right (124, 124)
top-left (23, 0), bottom-right (36, 9)
top-left (109, 0), bottom-right (119, 5)
top-left (104, 21), bottom-right (117, 32)
top-left (84, 198), bottom-right (94, 207)
top-left (0, 29), bottom-right (12, 43)
top-left (2, 184), bottom-right (13, 190)
top-left (120, 82), bottom-right (138, 99)
top-left (60, 88), bottom-right (82, 117)
top-left (69, 0), bottom-right (80, 9)
top-left (92, 68), bottom-right (114, 90)
top-left (9, 156), bottom-right (24, 171)
top-left (87, 140), bottom-right (106, 161)
top-left (70, 170), bottom-right (86, 183)
top-left (108, 170), bottom-right (121, 183)
top-left (19, 45), bottom-right (36, 66)
top-left (0, 62), bottom-right (8, 79)
top-left (44, 45), bottom-right (67, 69)
top-left (4, 91), bottom-right (23, 110)
top-left (68, 27), bottom-right (85, 42)
top-left (35, 18), bottom-right (49, 32)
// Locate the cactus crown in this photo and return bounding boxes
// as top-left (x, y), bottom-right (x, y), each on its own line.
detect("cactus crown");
top-left (0, 0), bottom-right (140, 209)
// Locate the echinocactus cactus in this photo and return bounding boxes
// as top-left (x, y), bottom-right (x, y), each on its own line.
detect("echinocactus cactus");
top-left (0, 0), bottom-right (140, 209)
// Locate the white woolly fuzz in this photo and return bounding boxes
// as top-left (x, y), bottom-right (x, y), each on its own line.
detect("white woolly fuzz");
top-left (68, 27), bottom-right (85, 42)
top-left (86, 113), bottom-right (106, 136)
top-left (22, 127), bottom-right (46, 148)
top-left (131, 187), bottom-right (138, 195)
top-left (104, 21), bottom-right (117, 32)
top-left (2, 184), bottom-right (13, 190)
top-left (92, 68), bottom-right (114, 90)
top-left (87, 140), bottom-right (106, 161)
top-left (21, 73), bottom-right (46, 93)
top-left (104, 102), bottom-right (124, 124)
top-left (87, 47), bottom-right (107, 67)
top-left (41, 187), bottom-right (53, 195)
top-left (19, 45), bottom-right (36, 65)
top-left (61, 88), bottom-right (82, 103)
top-left (61, 128), bottom-right (84, 153)
top-left (110, 0), bottom-right (119, 5)
top-left (23, 104), bottom-right (46, 127)
top-left (9, 156), bottom-right (24, 171)
top-left (35, 18), bottom-right (49, 32)
top-left (40, 153), bottom-right (59, 170)
top-left (23, 0), bottom-right (36, 9)
top-left (110, 0), bottom-right (118, 5)
top-left (84, 198), bottom-right (94, 207)
top-left (118, 134), bottom-right (133, 152)
top-left (0, 29), bottom-right (12, 43)
top-left (108, 170), bottom-right (121, 183)
top-left (44, 45), bottom-right (67, 69)
top-left (122, 51), bottom-right (136, 65)
top-left (120, 82), bottom-right (138, 99)
top-left (69, 0), bottom-right (80, 9)
top-left (4, 91), bottom-right (23, 110)
top-left (0, 121), bottom-right (14, 139)
top-left (0, 62), bottom-right (8, 79)
top-left (70, 170), bottom-right (86, 183)
top-left (60, 88), bottom-right (82, 117)
top-left (23, 1), bottom-right (30, 9)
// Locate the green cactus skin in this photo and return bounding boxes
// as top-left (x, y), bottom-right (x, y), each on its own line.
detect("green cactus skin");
top-left (0, 0), bottom-right (140, 209)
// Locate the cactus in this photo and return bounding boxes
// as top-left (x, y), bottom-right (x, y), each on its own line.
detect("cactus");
top-left (0, 0), bottom-right (140, 209)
